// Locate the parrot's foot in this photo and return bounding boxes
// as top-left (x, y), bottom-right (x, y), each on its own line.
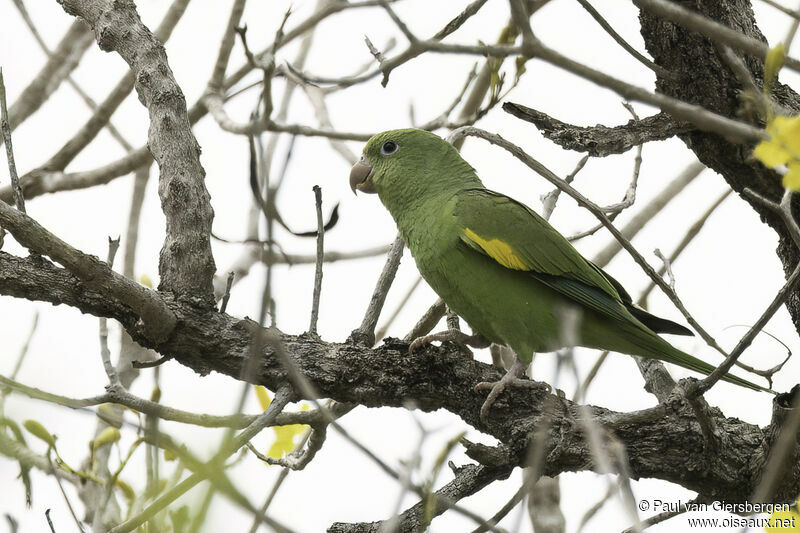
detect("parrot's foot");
top-left (474, 360), bottom-right (551, 423)
top-left (408, 330), bottom-right (490, 355)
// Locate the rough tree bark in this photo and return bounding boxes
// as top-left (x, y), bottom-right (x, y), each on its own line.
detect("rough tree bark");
top-left (637, 0), bottom-right (800, 329)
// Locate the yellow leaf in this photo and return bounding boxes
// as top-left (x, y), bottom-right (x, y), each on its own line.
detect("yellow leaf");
top-left (139, 274), bottom-right (153, 288)
top-left (164, 449), bottom-right (178, 462)
top-left (765, 43), bottom-right (786, 95)
top-left (784, 162), bottom-right (800, 191)
top-left (23, 420), bottom-right (56, 448)
top-left (754, 115), bottom-right (800, 169)
top-left (255, 386), bottom-right (271, 411)
top-left (267, 423), bottom-right (306, 459)
top-left (766, 496), bottom-right (800, 532)
top-left (265, 403), bottom-right (310, 459)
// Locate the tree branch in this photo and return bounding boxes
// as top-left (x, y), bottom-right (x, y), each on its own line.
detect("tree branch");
top-left (57, 0), bottom-right (217, 305)
top-left (503, 103), bottom-right (692, 157)
top-left (0, 251), bottom-right (796, 506)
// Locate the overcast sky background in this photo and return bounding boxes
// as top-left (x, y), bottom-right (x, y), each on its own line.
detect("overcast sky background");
top-left (1, 1), bottom-right (799, 531)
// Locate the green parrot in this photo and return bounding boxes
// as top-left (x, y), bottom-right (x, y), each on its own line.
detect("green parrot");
top-left (350, 128), bottom-right (769, 417)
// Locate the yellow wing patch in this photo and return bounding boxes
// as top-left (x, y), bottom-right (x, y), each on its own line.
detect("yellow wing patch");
top-left (464, 228), bottom-right (529, 270)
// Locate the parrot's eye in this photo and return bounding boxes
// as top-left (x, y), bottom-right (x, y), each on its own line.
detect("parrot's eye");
top-left (380, 141), bottom-right (398, 156)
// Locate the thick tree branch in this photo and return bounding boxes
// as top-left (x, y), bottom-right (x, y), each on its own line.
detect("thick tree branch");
top-left (0, 251), bottom-right (797, 506)
top-left (503, 103), bottom-right (692, 157)
top-left (0, 201), bottom-right (175, 343)
top-left (57, 0), bottom-right (216, 305)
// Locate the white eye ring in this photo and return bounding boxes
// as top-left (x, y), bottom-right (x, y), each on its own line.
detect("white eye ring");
top-left (380, 141), bottom-right (399, 156)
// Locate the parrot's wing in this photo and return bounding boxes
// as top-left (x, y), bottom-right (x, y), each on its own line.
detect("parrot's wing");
top-left (455, 188), bottom-right (621, 298)
top-left (454, 189), bottom-right (692, 335)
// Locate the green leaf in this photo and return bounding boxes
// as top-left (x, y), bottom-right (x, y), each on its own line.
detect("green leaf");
top-left (2, 418), bottom-right (33, 507)
top-left (116, 479), bottom-right (136, 502)
top-left (91, 427), bottom-right (121, 451)
top-left (765, 43), bottom-right (786, 96)
top-left (23, 419), bottom-right (56, 448)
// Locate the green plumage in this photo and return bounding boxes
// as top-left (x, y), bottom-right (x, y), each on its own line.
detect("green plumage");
top-left (353, 128), bottom-right (768, 393)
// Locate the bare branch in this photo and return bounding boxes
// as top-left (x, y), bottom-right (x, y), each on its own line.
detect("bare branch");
top-left (309, 186), bottom-right (325, 335)
top-left (504, 104), bottom-right (692, 157)
top-left (1, 251), bottom-right (799, 505)
top-left (0, 208), bottom-right (175, 342)
top-left (0, 70), bottom-right (25, 213)
top-left (1, 20), bottom-right (94, 140)
top-left (32, 0), bottom-right (190, 176)
top-left (575, 0), bottom-right (673, 79)
top-left (58, 0), bottom-right (217, 305)
top-left (350, 233), bottom-right (405, 346)
top-left (593, 160), bottom-right (705, 268)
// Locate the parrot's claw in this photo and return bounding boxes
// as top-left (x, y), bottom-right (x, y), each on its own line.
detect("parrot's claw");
top-left (474, 360), bottom-right (551, 423)
top-left (408, 330), bottom-right (490, 355)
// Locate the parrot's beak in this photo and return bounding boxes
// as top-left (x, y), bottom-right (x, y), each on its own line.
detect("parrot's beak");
top-left (350, 156), bottom-right (376, 194)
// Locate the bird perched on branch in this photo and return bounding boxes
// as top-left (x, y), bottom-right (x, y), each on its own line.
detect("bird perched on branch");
top-left (350, 128), bottom-right (769, 421)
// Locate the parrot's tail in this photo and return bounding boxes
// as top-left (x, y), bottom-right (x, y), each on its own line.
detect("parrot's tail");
top-left (654, 340), bottom-right (773, 394)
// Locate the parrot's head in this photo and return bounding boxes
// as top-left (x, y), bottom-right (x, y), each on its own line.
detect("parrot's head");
top-left (350, 129), bottom-right (478, 206)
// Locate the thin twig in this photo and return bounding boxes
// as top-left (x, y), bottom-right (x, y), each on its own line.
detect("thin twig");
top-left (0, 69), bottom-right (25, 213)
top-left (638, 189), bottom-right (731, 302)
top-left (219, 272), bottom-right (235, 314)
top-left (350, 233), bottom-right (405, 346)
top-left (100, 237), bottom-right (121, 387)
top-left (759, 0), bottom-right (800, 20)
top-left (689, 261), bottom-right (800, 396)
top-left (653, 249), bottom-right (675, 291)
top-left (568, 104), bottom-right (643, 241)
top-left (109, 388), bottom-right (295, 533)
top-left (469, 485), bottom-right (521, 533)
top-left (47, 453), bottom-right (86, 533)
top-left (309, 186), bottom-right (325, 335)
top-left (576, 0), bottom-right (673, 79)
top-left (541, 155), bottom-right (589, 220)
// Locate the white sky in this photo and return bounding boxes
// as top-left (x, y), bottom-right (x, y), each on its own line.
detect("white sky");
top-left (1, 1), bottom-right (799, 532)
